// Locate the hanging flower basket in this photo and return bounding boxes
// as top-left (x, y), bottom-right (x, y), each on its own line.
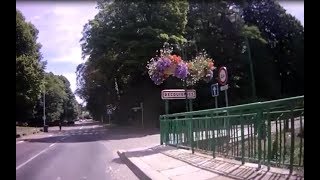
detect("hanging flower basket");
top-left (146, 45), bottom-right (216, 86)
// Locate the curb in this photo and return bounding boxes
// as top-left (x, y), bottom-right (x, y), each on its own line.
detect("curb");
top-left (117, 150), bottom-right (152, 180)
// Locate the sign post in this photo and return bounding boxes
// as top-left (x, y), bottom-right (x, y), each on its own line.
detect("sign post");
top-left (211, 83), bottom-right (219, 108)
top-left (218, 67), bottom-right (229, 107)
top-left (106, 104), bottom-right (114, 125)
top-left (107, 108), bottom-right (112, 124)
top-left (161, 89), bottom-right (196, 114)
top-left (218, 66), bottom-right (229, 138)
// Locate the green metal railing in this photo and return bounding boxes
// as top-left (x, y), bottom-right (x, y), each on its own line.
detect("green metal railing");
top-left (160, 96), bottom-right (304, 173)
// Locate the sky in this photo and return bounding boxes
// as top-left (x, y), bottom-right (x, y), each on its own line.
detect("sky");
top-left (16, 1), bottom-right (304, 104)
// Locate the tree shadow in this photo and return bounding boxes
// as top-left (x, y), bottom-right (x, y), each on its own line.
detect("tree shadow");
top-left (160, 148), bottom-right (304, 180)
top-left (111, 157), bottom-right (124, 164)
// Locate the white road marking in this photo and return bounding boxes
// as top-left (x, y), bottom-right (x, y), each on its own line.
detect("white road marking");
top-left (16, 143), bottom-right (56, 170)
top-left (16, 141), bottom-right (24, 144)
top-left (80, 126), bottom-right (84, 129)
top-left (56, 177), bottom-right (61, 180)
top-left (49, 143), bottom-right (56, 147)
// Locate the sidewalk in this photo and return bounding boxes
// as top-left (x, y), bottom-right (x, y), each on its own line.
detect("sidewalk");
top-left (117, 146), bottom-right (303, 180)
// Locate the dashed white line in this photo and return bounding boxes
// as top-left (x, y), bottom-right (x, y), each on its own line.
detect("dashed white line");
top-left (49, 143), bottom-right (56, 147)
top-left (16, 143), bottom-right (55, 170)
top-left (80, 126), bottom-right (84, 129)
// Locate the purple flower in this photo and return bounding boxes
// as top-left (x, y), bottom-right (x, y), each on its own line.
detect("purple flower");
top-left (174, 62), bottom-right (189, 79)
top-left (156, 57), bottom-right (171, 71)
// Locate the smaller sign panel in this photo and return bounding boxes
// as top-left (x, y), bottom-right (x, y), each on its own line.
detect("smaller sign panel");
top-left (161, 89), bottom-right (196, 100)
top-left (211, 83), bottom-right (219, 97)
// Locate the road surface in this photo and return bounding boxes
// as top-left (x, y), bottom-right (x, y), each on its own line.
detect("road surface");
top-left (16, 120), bottom-right (160, 180)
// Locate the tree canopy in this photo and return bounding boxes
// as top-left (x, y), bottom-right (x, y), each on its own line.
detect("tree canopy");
top-left (75, 0), bottom-right (304, 125)
top-left (16, 9), bottom-right (80, 124)
top-left (16, 9), bottom-right (45, 121)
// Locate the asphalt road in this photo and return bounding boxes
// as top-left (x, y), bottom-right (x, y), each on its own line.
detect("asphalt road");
top-left (16, 120), bottom-right (160, 180)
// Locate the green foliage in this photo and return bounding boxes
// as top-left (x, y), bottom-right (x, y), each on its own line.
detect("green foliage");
top-left (77, 0), bottom-right (304, 123)
top-left (243, 0), bottom-right (304, 97)
top-left (34, 73), bottom-right (79, 122)
top-left (77, 0), bottom-right (189, 120)
top-left (16, 9), bottom-right (45, 120)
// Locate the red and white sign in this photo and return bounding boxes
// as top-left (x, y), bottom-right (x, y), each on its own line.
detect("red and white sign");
top-left (161, 89), bottom-right (196, 100)
top-left (218, 66), bottom-right (228, 85)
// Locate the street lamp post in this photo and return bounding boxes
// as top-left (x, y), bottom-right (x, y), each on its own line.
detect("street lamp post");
top-left (131, 102), bottom-right (144, 128)
top-left (228, 11), bottom-right (256, 99)
top-left (245, 37), bottom-right (256, 99)
top-left (43, 85), bottom-right (47, 132)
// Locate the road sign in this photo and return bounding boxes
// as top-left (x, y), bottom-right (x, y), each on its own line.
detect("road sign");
top-left (161, 89), bottom-right (196, 100)
top-left (220, 84), bottom-right (229, 91)
top-left (107, 109), bottom-right (112, 115)
top-left (218, 66), bottom-right (228, 85)
top-left (211, 83), bottom-right (219, 97)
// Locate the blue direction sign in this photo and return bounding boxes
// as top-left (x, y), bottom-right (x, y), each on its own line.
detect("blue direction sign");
top-left (211, 83), bottom-right (219, 97)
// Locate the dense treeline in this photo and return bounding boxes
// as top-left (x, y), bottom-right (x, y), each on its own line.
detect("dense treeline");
top-left (76, 0), bottom-right (304, 126)
top-left (16, 9), bottom-right (80, 125)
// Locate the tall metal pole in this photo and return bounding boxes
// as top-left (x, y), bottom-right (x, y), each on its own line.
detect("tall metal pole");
top-left (225, 89), bottom-right (229, 107)
top-left (141, 102), bottom-right (144, 128)
top-left (43, 86), bottom-right (46, 127)
top-left (181, 44), bottom-right (189, 112)
top-left (245, 37), bottom-right (256, 99)
top-left (215, 96), bottom-right (218, 109)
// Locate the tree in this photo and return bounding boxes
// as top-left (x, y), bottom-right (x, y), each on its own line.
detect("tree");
top-left (243, 0), bottom-right (304, 97)
top-left (76, 0), bottom-right (304, 126)
top-left (77, 0), bottom-right (189, 121)
top-left (16, 9), bottom-right (45, 121)
top-left (34, 73), bottom-right (67, 122)
top-left (58, 75), bottom-right (79, 121)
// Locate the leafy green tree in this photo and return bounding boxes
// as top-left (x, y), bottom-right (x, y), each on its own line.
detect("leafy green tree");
top-left (16, 9), bottom-right (45, 121)
top-left (58, 75), bottom-right (79, 121)
top-left (243, 0), bottom-right (304, 97)
top-left (77, 0), bottom-right (189, 121)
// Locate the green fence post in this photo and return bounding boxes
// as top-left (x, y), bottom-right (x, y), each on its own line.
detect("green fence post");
top-left (189, 116), bottom-right (194, 154)
top-left (212, 113), bottom-right (216, 158)
top-left (289, 105), bottom-right (295, 174)
top-left (267, 110), bottom-right (272, 171)
top-left (241, 115), bottom-right (245, 165)
top-left (257, 109), bottom-right (263, 170)
top-left (165, 100), bottom-right (169, 115)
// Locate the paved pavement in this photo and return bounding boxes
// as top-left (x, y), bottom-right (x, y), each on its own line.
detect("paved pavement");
top-left (16, 120), bottom-right (160, 180)
top-left (118, 145), bottom-right (304, 180)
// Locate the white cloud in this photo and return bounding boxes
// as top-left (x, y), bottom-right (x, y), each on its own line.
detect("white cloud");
top-left (17, 2), bottom-right (98, 104)
top-left (50, 47), bottom-right (83, 64)
top-left (279, 1), bottom-right (304, 26)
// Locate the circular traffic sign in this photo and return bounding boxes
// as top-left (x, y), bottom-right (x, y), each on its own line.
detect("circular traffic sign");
top-left (218, 66), bottom-right (228, 85)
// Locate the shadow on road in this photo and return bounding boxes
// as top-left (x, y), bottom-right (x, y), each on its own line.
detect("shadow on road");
top-left (111, 157), bottom-right (124, 164)
top-left (21, 123), bottom-right (159, 144)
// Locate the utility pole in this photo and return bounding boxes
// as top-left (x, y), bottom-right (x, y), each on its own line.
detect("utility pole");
top-left (43, 85), bottom-right (46, 132)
